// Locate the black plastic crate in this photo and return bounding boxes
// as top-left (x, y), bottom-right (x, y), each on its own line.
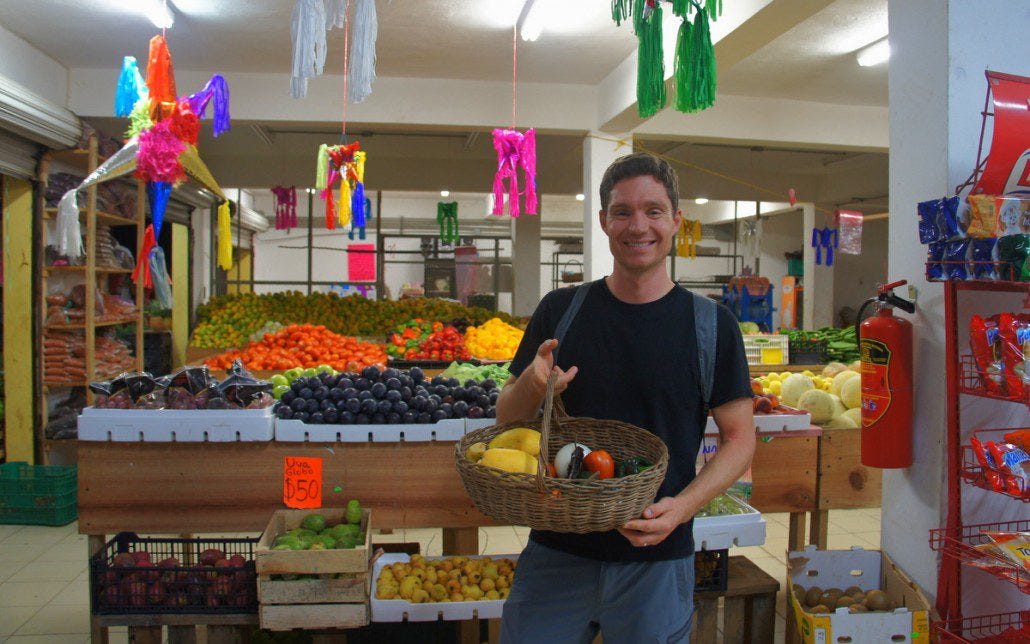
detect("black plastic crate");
top-left (694, 549), bottom-right (729, 593)
top-left (89, 532), bottom-right (259, 615)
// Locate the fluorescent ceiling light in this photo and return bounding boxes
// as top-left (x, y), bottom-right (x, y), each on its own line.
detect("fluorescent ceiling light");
top-left (856, 38), bottom-right (889, 67)
top-left (440, 190), bottom-right (450, 197)
top-left (694, 198), bottom-right (709, 205)
top-left (518, 0), bottom-right (543, 42)
top-left (575, 193), bottom-right (585, 201)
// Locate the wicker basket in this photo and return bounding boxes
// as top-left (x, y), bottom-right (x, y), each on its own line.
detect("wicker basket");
top-left (455, 374), bottom-right (669, 533)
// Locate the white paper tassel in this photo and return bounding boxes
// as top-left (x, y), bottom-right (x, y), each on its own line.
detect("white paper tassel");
top-left (326, 0), bottom-right (347, 30)
top-left (56, 189), bottom-right (84, 259)
top-left (290, 0), bottom-right (327, 99)
top-left (348, 0), bottom-right (378, 103)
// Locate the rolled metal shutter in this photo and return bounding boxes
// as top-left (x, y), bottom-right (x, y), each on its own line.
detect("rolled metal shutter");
top-left (0, 128), bottom-right (40, 179)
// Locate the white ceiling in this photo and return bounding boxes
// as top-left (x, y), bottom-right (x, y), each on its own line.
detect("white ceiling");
top-left (0, 0), bottom-right (887, 104)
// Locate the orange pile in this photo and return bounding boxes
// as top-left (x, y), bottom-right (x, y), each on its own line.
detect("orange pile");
top-left (205, 324), bottom-right (387, 372)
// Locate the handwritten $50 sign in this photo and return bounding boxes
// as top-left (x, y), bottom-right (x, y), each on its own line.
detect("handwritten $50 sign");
top-left (283, 456), bottom-right (323, 509)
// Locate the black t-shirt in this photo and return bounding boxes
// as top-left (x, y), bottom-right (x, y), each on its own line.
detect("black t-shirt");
top-left (509, 279), bottom-right (752, 562)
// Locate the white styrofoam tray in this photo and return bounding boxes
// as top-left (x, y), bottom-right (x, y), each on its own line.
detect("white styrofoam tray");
top-left (705, 411), bottom-right (811, 434)
top-left (464, 418), bottom-right (496, 433)
top-left (77, 407), bottom-right (274, 442)
top-left (693, 495), bottom-right (766, 550)
top-left (275, 418), bottom-right (466, 442)
top-left (371, 553), bottom-right (519, 622)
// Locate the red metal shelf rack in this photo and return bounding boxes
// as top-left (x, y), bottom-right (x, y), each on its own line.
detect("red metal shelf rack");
top-left (933, 610), bottom-right (1029, 642)
top-left (929, 520), bottom-right (1030, 594)
top-left (960, 428), bottom-right (1030, 502)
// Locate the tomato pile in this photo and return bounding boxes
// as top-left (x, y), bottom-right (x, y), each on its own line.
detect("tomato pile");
top-left (205, 324), bottom-right (387, 372)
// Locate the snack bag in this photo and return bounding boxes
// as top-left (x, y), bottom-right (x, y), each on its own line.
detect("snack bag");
top-left (969, 315), bottom-right (1005, 395)
top-left (997, 234), bottom-right (1029, 281)
top-left (997, 313), bottom-right (1030, 399)
top-left (970, 238), bottom-right (998, 280)
top-left (996, 197), bottom-right (1030, 236)
top-left (917, 198), bottom-right (944, 244)
top-left (982, 531), bottom-right (1030, 572)
top-left (1003, 429), bottom-right (1030, 452)
top-left (986, 441), bottom-right (1029, 497)
top-left (969, 435), bottom-right (1004, 492)
top-left (965, 194), bottom-right (999, 238)
top-left (945, 239), bottom-right (970, 280)
top-left (926, 242), bottom-right (945, 280)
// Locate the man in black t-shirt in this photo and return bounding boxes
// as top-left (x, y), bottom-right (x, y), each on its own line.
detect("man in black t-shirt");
top-left (497, 153), bottom-right (754, 643)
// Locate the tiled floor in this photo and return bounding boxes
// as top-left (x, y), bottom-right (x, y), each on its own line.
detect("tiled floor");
top-left (0, 509), bottom-right (881, 643)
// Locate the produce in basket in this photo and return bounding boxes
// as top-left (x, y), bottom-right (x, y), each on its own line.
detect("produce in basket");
top-left (375, 554), bottom-right (517, 603)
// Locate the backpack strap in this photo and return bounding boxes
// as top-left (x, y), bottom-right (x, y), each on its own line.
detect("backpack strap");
top-left (691, 291), bottom-right (718, 407)
top-left (553, 280), bottom-right (594, 357)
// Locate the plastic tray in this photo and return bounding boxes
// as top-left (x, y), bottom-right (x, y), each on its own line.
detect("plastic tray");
top-left (89, 532), bottom-right (259, 615)
top-left (274, 418), bottom-right (466, 442)
top-left (0, 462), bottom-right (78, 526)
top-left (693, 495), bottom-right (767, 550)
top-left (371, 553), bottom-right (518, 622)
top-left (77, 407), bottom-right (274, 442)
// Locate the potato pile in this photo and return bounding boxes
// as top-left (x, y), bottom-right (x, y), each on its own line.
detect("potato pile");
top-left (793, 584), bottom-right (895, 614)
top-left (375, 554), bottom-right (516, 603)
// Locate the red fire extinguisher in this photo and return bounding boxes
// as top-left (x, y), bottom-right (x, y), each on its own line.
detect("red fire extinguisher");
top-left (855, 280), bottom-right (916, 468)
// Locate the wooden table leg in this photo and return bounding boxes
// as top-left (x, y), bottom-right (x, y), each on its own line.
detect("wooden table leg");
top-left (788, 512), bottom-right (807, 551)
top-left (689, 596), bottom-right (718, 644)
top-left (443, 527), bottom-right (481, 644)
top-left (723, 596), bottom-right (746, 641)
top-left (88, 534), bottom-right (108, 644)
top-left (128, 625), bottom-right (162, 643)
top-left (809, 510), bottom-right (830, 550)
top-left (167, 625), bottom-right (197, 644)
top-left (748, 592), bottom-right (776, 643)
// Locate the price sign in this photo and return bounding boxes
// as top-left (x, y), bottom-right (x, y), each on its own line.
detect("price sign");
top-left (283, 456), bottom-right (323, 509)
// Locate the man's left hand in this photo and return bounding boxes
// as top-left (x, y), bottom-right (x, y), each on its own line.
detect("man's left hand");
top-left (618, 496), bottom-right (690, 547)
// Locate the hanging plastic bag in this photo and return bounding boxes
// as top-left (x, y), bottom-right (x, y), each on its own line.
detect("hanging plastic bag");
top-left (837, 210), bottom-right (863, 255)
top-left (149, 246), bottom-right (173, 311)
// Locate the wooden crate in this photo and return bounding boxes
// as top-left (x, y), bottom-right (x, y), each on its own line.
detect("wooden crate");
top-left (255, 508), bottom-right (372, 575)
top-left (259, 602), bottom-right (368, 631)
top-left (258, 574), bottom-right (369, 605)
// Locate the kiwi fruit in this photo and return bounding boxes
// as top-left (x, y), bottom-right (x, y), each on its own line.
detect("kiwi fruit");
top-left (820, 588), bottom-right (844, 606)
top-left (804, 586), bottom-right (823, 607)
top-left (835, 595), bottom-right (855, 608)
top-left (864, 589), bottom-right (890, 611)
top-left (793, 586), bottom-right (807, 603)
top-left (810, 604), bottom-right (832, 614)
top-left (849, 603), bottom-right (869, 614)
top-left (845, 585), bottom-right (864, 598)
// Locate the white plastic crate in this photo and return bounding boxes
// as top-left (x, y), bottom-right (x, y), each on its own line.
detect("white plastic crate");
top-left (742, 335), bottom-right (790, 366)
top-left (693, 495), bottom-right (767, 550)
top-left (371, 553), bottom-right (519, 622)
top-left (77, 407), bottom-right (274, 441)
top-left (275, 418), bottom-right (466, 442)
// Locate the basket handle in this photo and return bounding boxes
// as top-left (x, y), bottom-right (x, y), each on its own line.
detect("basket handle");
top-left (535, 371), bottom-right (562, 491)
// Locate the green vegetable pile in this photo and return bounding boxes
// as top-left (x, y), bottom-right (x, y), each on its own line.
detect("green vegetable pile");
top-left (779, 327), bottom-right (859, 363)
top-left (440, 361), bottom-right (512, 385)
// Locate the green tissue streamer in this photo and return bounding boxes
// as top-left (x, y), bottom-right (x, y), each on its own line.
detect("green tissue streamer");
top-left (634, 0), bottom-right (666, 118)
top-left (675, 7), bottom-right (717, 113)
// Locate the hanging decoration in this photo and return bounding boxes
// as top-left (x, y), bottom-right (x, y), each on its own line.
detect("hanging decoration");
top-left (326, 0), bottom-right (347, 29)
top-left (185, 74), bottom-right (231, 137)
top-left (348, 197), bottom-right (371, 240)
top-left (788, 188), bottom-right (797, 206)
top-left (836, 210), bottom-right (864, 255)
top-left (271, 186), bottom-right (299, 231)
top-left (290, 0), bottom-right (328, 98)
top-left (811, 227), bottom-right (839, 266)
top-left (114, 56), bottom-right (147, 118)
top-left (491, 128), bottom-right (538, 218)
top-left (315, 143), bottom-right (367, 232)
top-left (612, 0), bottom-right (722, 116)
top-left (147, 182), bottom-right (173, 240)
top-left (438, 202), bottom-right (459, 245)
top-left (676, 217), bottom-right (701, 258)
top-left (217, 200), bottom-right (234, 271)
top-left (347, 0), bottom-right (378, 103)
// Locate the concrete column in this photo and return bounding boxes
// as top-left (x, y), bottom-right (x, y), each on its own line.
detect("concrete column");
top-left (884, 0), bottom-right (1029, 612)
top-left (511, 205), bottom-right (542, 317)
top-left (583, 132), bottom-right (632, 280)
top-left (801, 202), bottom-right (834, 329)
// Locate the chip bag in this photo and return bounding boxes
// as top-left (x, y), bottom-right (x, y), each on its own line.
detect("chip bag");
top-left (982, 531), bottom-right (1030, 572)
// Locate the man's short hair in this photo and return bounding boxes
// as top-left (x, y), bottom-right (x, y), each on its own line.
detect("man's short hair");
top-left (599, 152), bottom-right (680, 213)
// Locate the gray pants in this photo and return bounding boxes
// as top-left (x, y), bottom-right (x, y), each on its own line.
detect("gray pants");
top-left (500, 540), bottom-right (695, 644)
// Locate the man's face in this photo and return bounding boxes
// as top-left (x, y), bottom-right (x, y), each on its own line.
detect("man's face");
top-left (600, 175), bottom-right (681, 276)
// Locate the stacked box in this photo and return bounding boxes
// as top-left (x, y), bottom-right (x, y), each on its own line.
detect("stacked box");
top-left (0, 462), bottom-right (77, 526)
top-left (255, 508), bottom-right (372, 631)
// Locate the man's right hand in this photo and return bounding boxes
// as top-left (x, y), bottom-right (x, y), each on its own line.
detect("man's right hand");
top-left (525, 339), bottom-right (578, 396)
top-left (495, 339), bottom-right (578, 424)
